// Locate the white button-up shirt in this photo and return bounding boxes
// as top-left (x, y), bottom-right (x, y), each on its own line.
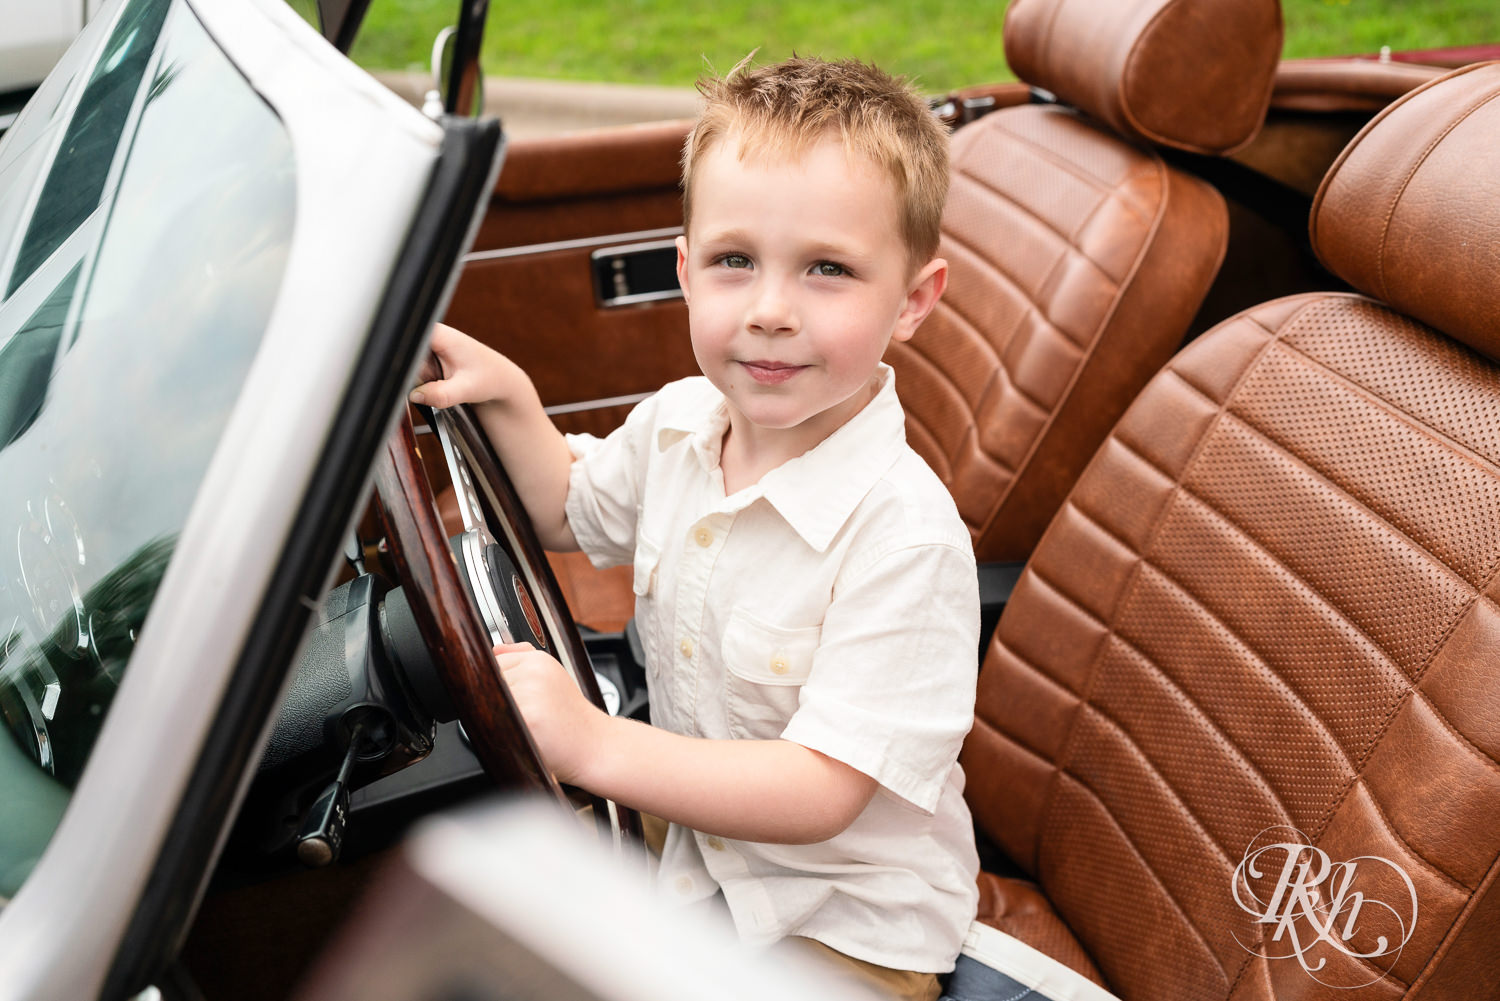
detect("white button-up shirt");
top-left (564, 365), bottom-right (980, 973)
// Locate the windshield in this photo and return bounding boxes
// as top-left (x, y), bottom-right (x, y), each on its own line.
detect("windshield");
top-left (0, 0), bottom-right (294, 901)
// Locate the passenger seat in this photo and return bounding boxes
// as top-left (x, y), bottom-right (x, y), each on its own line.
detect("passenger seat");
top-left (889, 0), bottom-right (1283, 563)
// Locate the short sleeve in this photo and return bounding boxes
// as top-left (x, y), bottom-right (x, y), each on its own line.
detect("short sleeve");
top-left (563, 392), bottom-right (661, 568)
top-left (779, 540), bottom-right (980, 814)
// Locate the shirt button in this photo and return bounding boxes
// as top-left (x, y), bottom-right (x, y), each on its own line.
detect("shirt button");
top-left (694, 527), bottom-right (713, 548)
top-left (769, 654), bottom-right (790, 675)
top-left (679, 638), bottom-right (694, 659)
top-left (706, 836), bottom-right (726, 852)
top-left (675, 876), bottom-right (694, 895)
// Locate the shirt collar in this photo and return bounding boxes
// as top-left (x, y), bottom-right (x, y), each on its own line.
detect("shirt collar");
top-left (655, 365), bottom-right (908, 552)
top-left (656, 392), bottom-right (730, 474)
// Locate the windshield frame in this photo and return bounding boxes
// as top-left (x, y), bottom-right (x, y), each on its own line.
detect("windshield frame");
top-left (0, 0), bottom-right (502, 994)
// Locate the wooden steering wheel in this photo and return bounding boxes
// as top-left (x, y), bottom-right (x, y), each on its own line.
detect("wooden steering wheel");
top-left (373, 401), bottom-right (639, 847)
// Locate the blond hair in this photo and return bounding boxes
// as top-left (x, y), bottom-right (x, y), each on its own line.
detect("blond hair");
top-left (681, 55), bottom-right (950, 266)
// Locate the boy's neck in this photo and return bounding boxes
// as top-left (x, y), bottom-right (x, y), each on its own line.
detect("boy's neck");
top-left (717, 377), bottom-right (881, 495)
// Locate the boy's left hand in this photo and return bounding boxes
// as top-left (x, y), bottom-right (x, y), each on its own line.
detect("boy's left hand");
top-left (493, 642), bottom-right (604, 786)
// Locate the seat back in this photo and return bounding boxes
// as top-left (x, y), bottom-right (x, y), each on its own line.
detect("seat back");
top-left (963, 62), bottom-right (1500, 999)
top-left (889, 0), bottom-right (1282, 561)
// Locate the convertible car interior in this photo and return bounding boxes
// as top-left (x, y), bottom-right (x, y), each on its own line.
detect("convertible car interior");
top-left (202, 0), bottom-right (1500, 996)
top-left (1, 0), bottom-right (1497, 996)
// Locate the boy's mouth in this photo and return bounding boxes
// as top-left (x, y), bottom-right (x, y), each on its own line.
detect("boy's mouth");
top-left (740, 360), bottom-right (806, 385)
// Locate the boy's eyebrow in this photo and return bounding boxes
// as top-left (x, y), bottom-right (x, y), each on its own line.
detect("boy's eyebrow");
top-left (803, 241), bottom-right (876, 264)
top-left (691, 227), bottom-right (756, 249)
top-left (693, 229), bottom-right (876, 264)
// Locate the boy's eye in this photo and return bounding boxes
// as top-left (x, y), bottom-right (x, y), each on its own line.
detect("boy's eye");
top-left (719, 254), bottom-right (752, 269)
top-left (812, 262), bottom-right (847, 278)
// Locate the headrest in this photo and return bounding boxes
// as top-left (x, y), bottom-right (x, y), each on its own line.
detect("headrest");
top-left (1311, 62), bottom-right (1500, 360)
top-left (1003, 0), bottom-right (1283, 155)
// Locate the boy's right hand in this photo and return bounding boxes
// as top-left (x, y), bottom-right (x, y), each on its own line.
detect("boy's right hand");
top-left (409, 322), bottom-right (511, 409)
top-left (494, 641), bottom-right (606, 787)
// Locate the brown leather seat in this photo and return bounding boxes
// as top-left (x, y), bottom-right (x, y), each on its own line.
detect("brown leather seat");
top-left (889, 0), bottom-right (1282, 562)
top-left (962, 61), bottom-right (1500, 998)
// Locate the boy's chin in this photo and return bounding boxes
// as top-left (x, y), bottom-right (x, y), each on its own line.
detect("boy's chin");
top-left (729, 396), bottom-right (863, 438)
top-left (729, 403), bottom-right (811, 433)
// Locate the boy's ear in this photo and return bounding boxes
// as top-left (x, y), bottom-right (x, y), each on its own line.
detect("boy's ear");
top-left (891, 258), bottom-right (948, 343)
top-left (675, 235), bottom-right (691, 305)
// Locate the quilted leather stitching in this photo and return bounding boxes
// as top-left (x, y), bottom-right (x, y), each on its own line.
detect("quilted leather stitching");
top-left (898, 105), bottom-right (1192, 561)
top-left (972, 294), bottom-right (1500, 997)
top-left (1047, 771), bottom-right (1233, 986)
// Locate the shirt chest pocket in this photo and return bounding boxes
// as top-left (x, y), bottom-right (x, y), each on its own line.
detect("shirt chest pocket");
top-left (720, 608), bottom-right (820, 740)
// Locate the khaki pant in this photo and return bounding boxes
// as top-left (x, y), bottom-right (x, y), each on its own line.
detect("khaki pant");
top-left (781, 937), bottom-right (941, 1001)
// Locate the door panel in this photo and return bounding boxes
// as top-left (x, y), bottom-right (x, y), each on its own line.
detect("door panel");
top-left (444, 119), bottom-right (698, 437)
top-left (443, 249), bottom-right (693, 436)
top-left (471, 120), bottom-right (690, 249)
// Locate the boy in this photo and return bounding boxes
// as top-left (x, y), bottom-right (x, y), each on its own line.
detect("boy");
top-left (412, 56), bottom-right (979, 1001)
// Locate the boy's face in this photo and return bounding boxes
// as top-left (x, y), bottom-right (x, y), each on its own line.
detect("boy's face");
top-left (676, 134), bottom-right (945, 453)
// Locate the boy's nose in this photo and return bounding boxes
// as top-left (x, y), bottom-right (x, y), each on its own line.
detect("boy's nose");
top-left (745, 279), bottom-right (799, 336)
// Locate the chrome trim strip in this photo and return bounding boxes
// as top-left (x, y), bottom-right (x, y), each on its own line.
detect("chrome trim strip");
top-left (543, 391), bottom-right (654, 417)
top-left (435, 410), bottom-right (514, 646)
top-left (588, 236), bottom-right (678, 260)
top-left (599, 287), bottom-right (683, 308)
top-left (464, 226), bottom-right (682, 263)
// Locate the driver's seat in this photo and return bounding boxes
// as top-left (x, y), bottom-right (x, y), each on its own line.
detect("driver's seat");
top-left (961, 61), bottom-right (1500, 998)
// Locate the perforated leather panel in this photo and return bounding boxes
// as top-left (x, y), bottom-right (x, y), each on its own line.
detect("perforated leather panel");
top-left (964, 292), bottom-right (1500, 999)
top-left (889, 104), bottom-right (1227, 561)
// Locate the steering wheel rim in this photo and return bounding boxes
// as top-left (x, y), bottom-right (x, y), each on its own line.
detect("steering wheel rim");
top-left (373, 402), bottom-right (640, 845)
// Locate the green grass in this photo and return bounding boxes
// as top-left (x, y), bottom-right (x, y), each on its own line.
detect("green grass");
top-left (351, 0), bottom-right (1500, 94)
top-left (1281, 0), bottom-right (1499, 58)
